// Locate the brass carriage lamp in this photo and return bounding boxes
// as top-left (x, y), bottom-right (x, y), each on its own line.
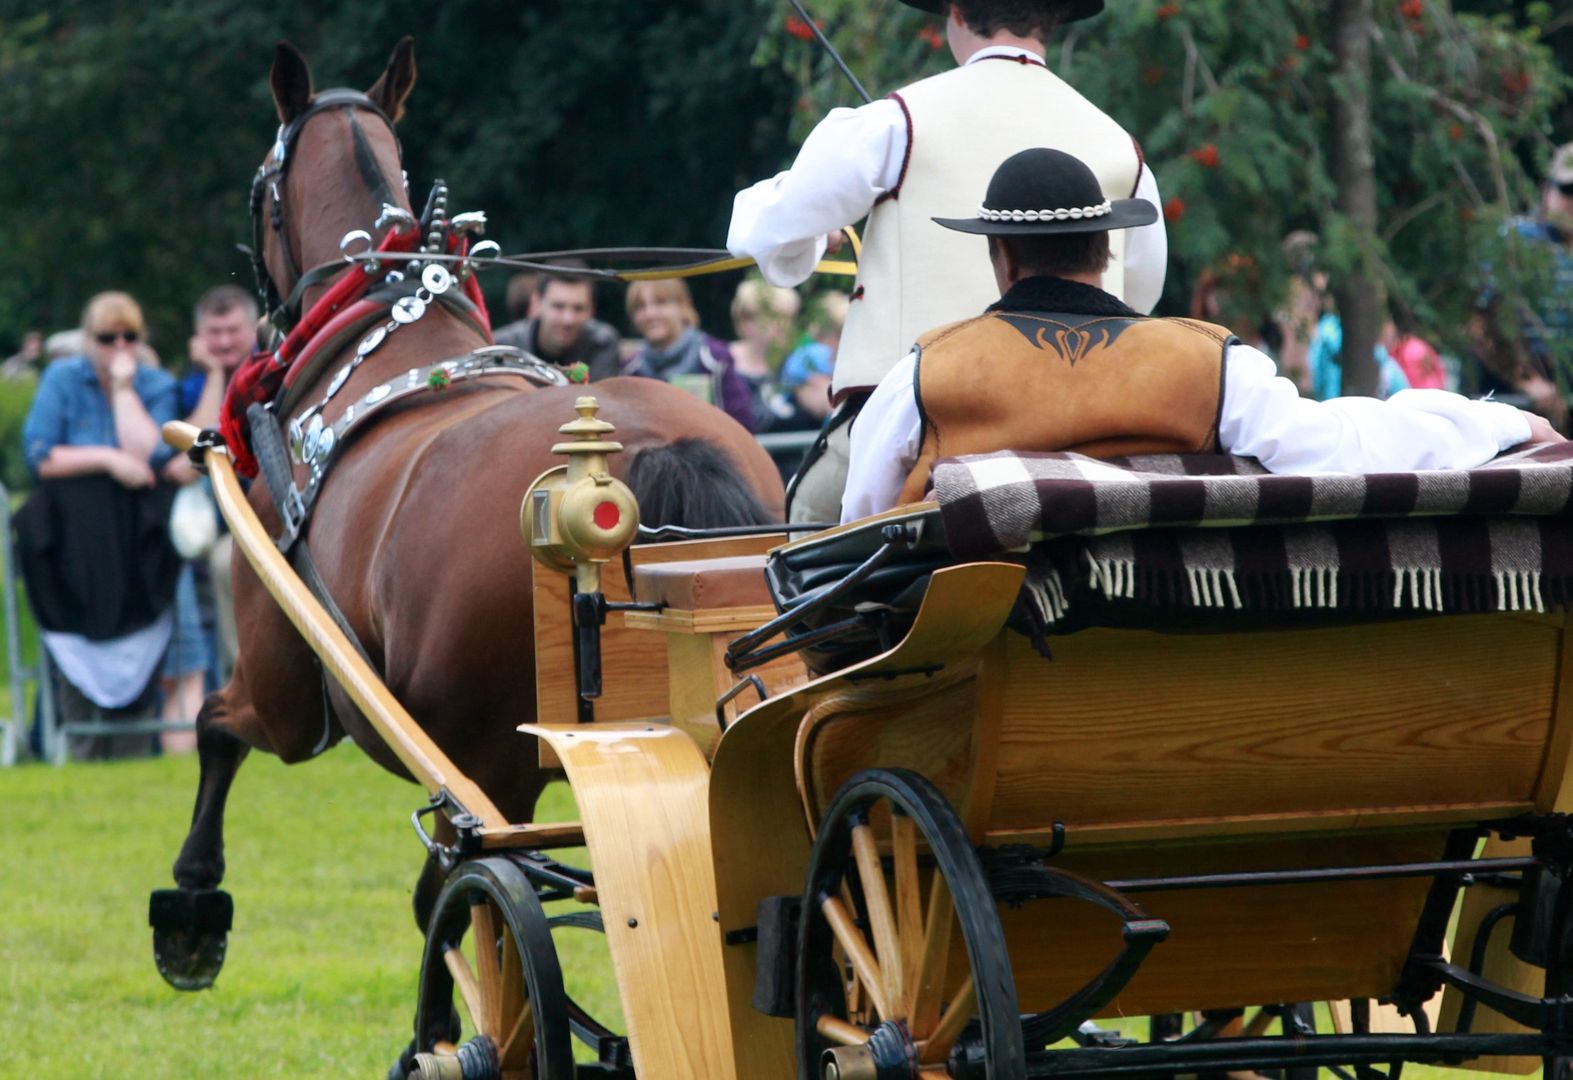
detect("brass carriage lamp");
top-left (521, 396), bottom-right (640, 592)
top-left (521, 396), bottom-right (641, 702)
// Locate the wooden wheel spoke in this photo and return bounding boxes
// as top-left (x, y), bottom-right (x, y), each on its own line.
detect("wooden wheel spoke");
top-left (919, 974), bottom-right (975, 1065)
top-left (499, 997), bottom-right (535, 1068)
top-left (891, 814), bottom-right (925, 1021)
top-left (499, 922), bottom-right (525, 1042)
top-left (909, 872), bottom-right (954, 1035)
top-left (822, 894), bottom-right (892, 1019)
top-left (852, 821), bottom-right (904, 1018)
top-left (817, 1014), bottom-right (873, 1047)
top-left (470, 901), bottom-right (502, 1038)
top-left (443, 946), bottom-right (488, 1040)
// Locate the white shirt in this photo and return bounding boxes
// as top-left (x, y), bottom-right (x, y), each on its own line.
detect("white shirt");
top-left (841, 341), bottom-right (1534, 523)
top-left (726, 46), bottom-right (1169, 315)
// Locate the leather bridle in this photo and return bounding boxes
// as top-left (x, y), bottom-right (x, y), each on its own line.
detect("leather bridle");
top-left (249, 89), bottom-right (401, 331)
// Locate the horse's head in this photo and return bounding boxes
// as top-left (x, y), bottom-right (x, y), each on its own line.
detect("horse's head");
top-left (251, 38), bottom-right (417, 323)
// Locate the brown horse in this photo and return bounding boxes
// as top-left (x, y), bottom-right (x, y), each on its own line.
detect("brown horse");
top-left (153, 39), bottom-right (782, 994)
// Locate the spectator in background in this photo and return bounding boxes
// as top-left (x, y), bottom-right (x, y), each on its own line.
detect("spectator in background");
top-left (767, 290), bottom-right (848, 432)
top-left (729, 277), bottom-right (801, 428)
top-left (0, 331), bottom-right (42, 380)
top-left (494, 264), bottom-right (621, 382)
top-left (1472, 141), bottom-right (1573, 428)
top-left (1275, 231), bottom-right (1324, 396)
top-left (1307, 305), bottom-right (1411, 401)
top-left (18, 291), bottom-right (181, 760)
top-left (1383, 315), bottom-right (1448, 391)
top-left (496, 271), bottom-right (541, 330)
top-left (173, 286), bottom-right (258, 436)
top-left (44, 329), bottom-right (84, 363)
top-left (624, 278), bottom-right (755, 429)
top-left (155, 286), bottom-right (258, 752)
top-left (1189, 254), bottom-right (1280, 358)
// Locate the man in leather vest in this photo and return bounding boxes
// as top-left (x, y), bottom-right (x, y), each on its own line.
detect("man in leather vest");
top-left (729, 0), bottom-right (1164, 526)
top-left (841, 148), bottom-right (1562, 522)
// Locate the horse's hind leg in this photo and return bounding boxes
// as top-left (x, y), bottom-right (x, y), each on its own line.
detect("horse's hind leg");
top-left (151, 685), bottom-right (252, 990)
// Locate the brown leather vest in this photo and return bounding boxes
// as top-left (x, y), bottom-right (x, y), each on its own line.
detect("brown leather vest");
top-left (898, 310), bottom-right (1231, 505)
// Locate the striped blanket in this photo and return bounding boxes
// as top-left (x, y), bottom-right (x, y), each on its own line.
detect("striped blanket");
top-left (929, 444), bottom-right (1573, 626)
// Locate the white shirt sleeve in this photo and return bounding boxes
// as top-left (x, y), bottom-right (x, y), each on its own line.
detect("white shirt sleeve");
top-left (1219, 343), bottom-right (1531, 473)
top-left (841, 351), bottom-right (923, 523)
top-left (1120, 166), bottom-right (1167, 315)
top-left (727, 99), bottom-right (909, 287)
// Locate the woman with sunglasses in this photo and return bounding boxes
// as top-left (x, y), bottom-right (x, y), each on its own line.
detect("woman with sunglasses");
top-left (23, 291), bottom-right (179, 486)
top-left (19, 291), bottom-right (182, 759)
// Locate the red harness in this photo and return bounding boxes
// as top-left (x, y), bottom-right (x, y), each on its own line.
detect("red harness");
top-left (221, 226), bottom-right (492, 477)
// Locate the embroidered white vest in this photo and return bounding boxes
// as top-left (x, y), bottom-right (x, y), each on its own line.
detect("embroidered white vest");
top-left (833, 57), bottom-right (1141, 399)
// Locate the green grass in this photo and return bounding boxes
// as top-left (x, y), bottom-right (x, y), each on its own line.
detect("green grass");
top-left (0, 746), bottom-right (1527, 1078)
top-left (0, 748), bottom-right (618, 1078)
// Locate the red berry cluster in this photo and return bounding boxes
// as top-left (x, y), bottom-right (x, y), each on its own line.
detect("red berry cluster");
top-left (917, 25), bottom-right (944, 50)
top-left (784, 15), bottom-right (820, 41)
top-left (1189, 144), bottom-right (1220, 169)
top-left (1156, 3), bottom-right (1180, 20)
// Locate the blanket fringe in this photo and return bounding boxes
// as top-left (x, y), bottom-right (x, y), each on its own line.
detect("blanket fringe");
top-left (1024, 567), bottom-right (1069, 626)
top-left (1394, 567), bottom-right (1445, 612)
top-left (1494, 569), bottom-right (1546, 613)
top-left (1087, 554), bottom-right (1136, 601)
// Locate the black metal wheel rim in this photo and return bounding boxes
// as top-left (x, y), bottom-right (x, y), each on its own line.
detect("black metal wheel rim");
top-left (411, 856), bottom-right (574, 1079)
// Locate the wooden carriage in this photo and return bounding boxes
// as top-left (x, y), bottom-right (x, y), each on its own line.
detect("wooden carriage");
top-left (178, 403), bottom-right (1573, 1080)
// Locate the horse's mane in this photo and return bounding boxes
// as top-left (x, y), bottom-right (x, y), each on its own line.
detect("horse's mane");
top-left (625, 438), bottom-right (774, 530)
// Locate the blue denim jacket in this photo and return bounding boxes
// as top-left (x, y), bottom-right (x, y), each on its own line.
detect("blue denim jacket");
top-left (23, 355), bottom-right (179, 475)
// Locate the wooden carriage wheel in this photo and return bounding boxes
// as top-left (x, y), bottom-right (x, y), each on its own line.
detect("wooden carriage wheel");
top-left (797, 768), bottom-right (1025, 1080)
top-left (407, 857), bottom-right (573, 1080)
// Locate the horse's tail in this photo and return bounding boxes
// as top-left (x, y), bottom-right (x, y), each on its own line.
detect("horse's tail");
top-left (625, 438), bottom-right (774, 529)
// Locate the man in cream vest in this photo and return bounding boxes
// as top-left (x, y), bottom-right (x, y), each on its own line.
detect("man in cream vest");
top-left (841, 148), bottom-right (1561, 522)
top-left (728, 0), bottom-right (1167, 524)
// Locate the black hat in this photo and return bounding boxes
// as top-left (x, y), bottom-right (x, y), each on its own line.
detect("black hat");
top-left (899, 0), bottom-right (1105, 25)
top-left (933, 147), bottom-right (1158, 236)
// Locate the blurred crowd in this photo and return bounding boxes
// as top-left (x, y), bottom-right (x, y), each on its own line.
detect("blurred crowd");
top-left (5, 140), bottom-right (1572, 763)
top-left (493, 265), bottom-right (848, 439)
top-left (1184, 144), bottom-right (1573, 421)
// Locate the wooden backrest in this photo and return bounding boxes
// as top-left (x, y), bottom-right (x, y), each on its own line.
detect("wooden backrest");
top-left (786, 570), bottom-right (1573, 1015)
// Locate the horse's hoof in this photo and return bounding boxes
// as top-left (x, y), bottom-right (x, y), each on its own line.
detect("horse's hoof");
top-left (149, 888), bottom-right (233, 990)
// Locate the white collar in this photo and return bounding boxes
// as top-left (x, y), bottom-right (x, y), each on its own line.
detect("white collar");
top-left (964, 45), bottom-right (1046, 66)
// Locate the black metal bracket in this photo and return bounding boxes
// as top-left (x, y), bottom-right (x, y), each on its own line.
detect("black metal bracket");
top-left (979, 851), bottom-right (1170, 1049)
top-left (511, 849), bottom-right (596, 904)
top-left (715, 675), bottom-right (766, 732)
top-left (410, 789), bottom-right (484, 873)
top-left (185, 426), bottom-right (227, 470)
top-left (725, 522), bottom-right (917, 673)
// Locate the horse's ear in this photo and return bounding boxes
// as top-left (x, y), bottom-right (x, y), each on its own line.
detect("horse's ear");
top-left (367, 37), bottom-right (417, 124)
top-left (270, 41), bottom-right (314, 126)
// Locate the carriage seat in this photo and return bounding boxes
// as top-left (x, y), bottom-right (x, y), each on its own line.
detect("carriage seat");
top-left (760, 443), bottom-right (1573, 675)
top-left (633, 555), bottom-right (776, 613)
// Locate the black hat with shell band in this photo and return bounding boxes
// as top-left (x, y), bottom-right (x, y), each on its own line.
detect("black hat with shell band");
top-left (898, 0), bottom-right (1105, 25)
top-left (933, 147), bottom-right (1157, 236)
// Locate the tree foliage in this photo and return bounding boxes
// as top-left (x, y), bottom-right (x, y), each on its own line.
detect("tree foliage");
top-left (754, 0), bottom-right (1571, 383)
top-left (1, 0), bottom-right (1567, 388)
top-left (0, 0), bottom-right (795, 353)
